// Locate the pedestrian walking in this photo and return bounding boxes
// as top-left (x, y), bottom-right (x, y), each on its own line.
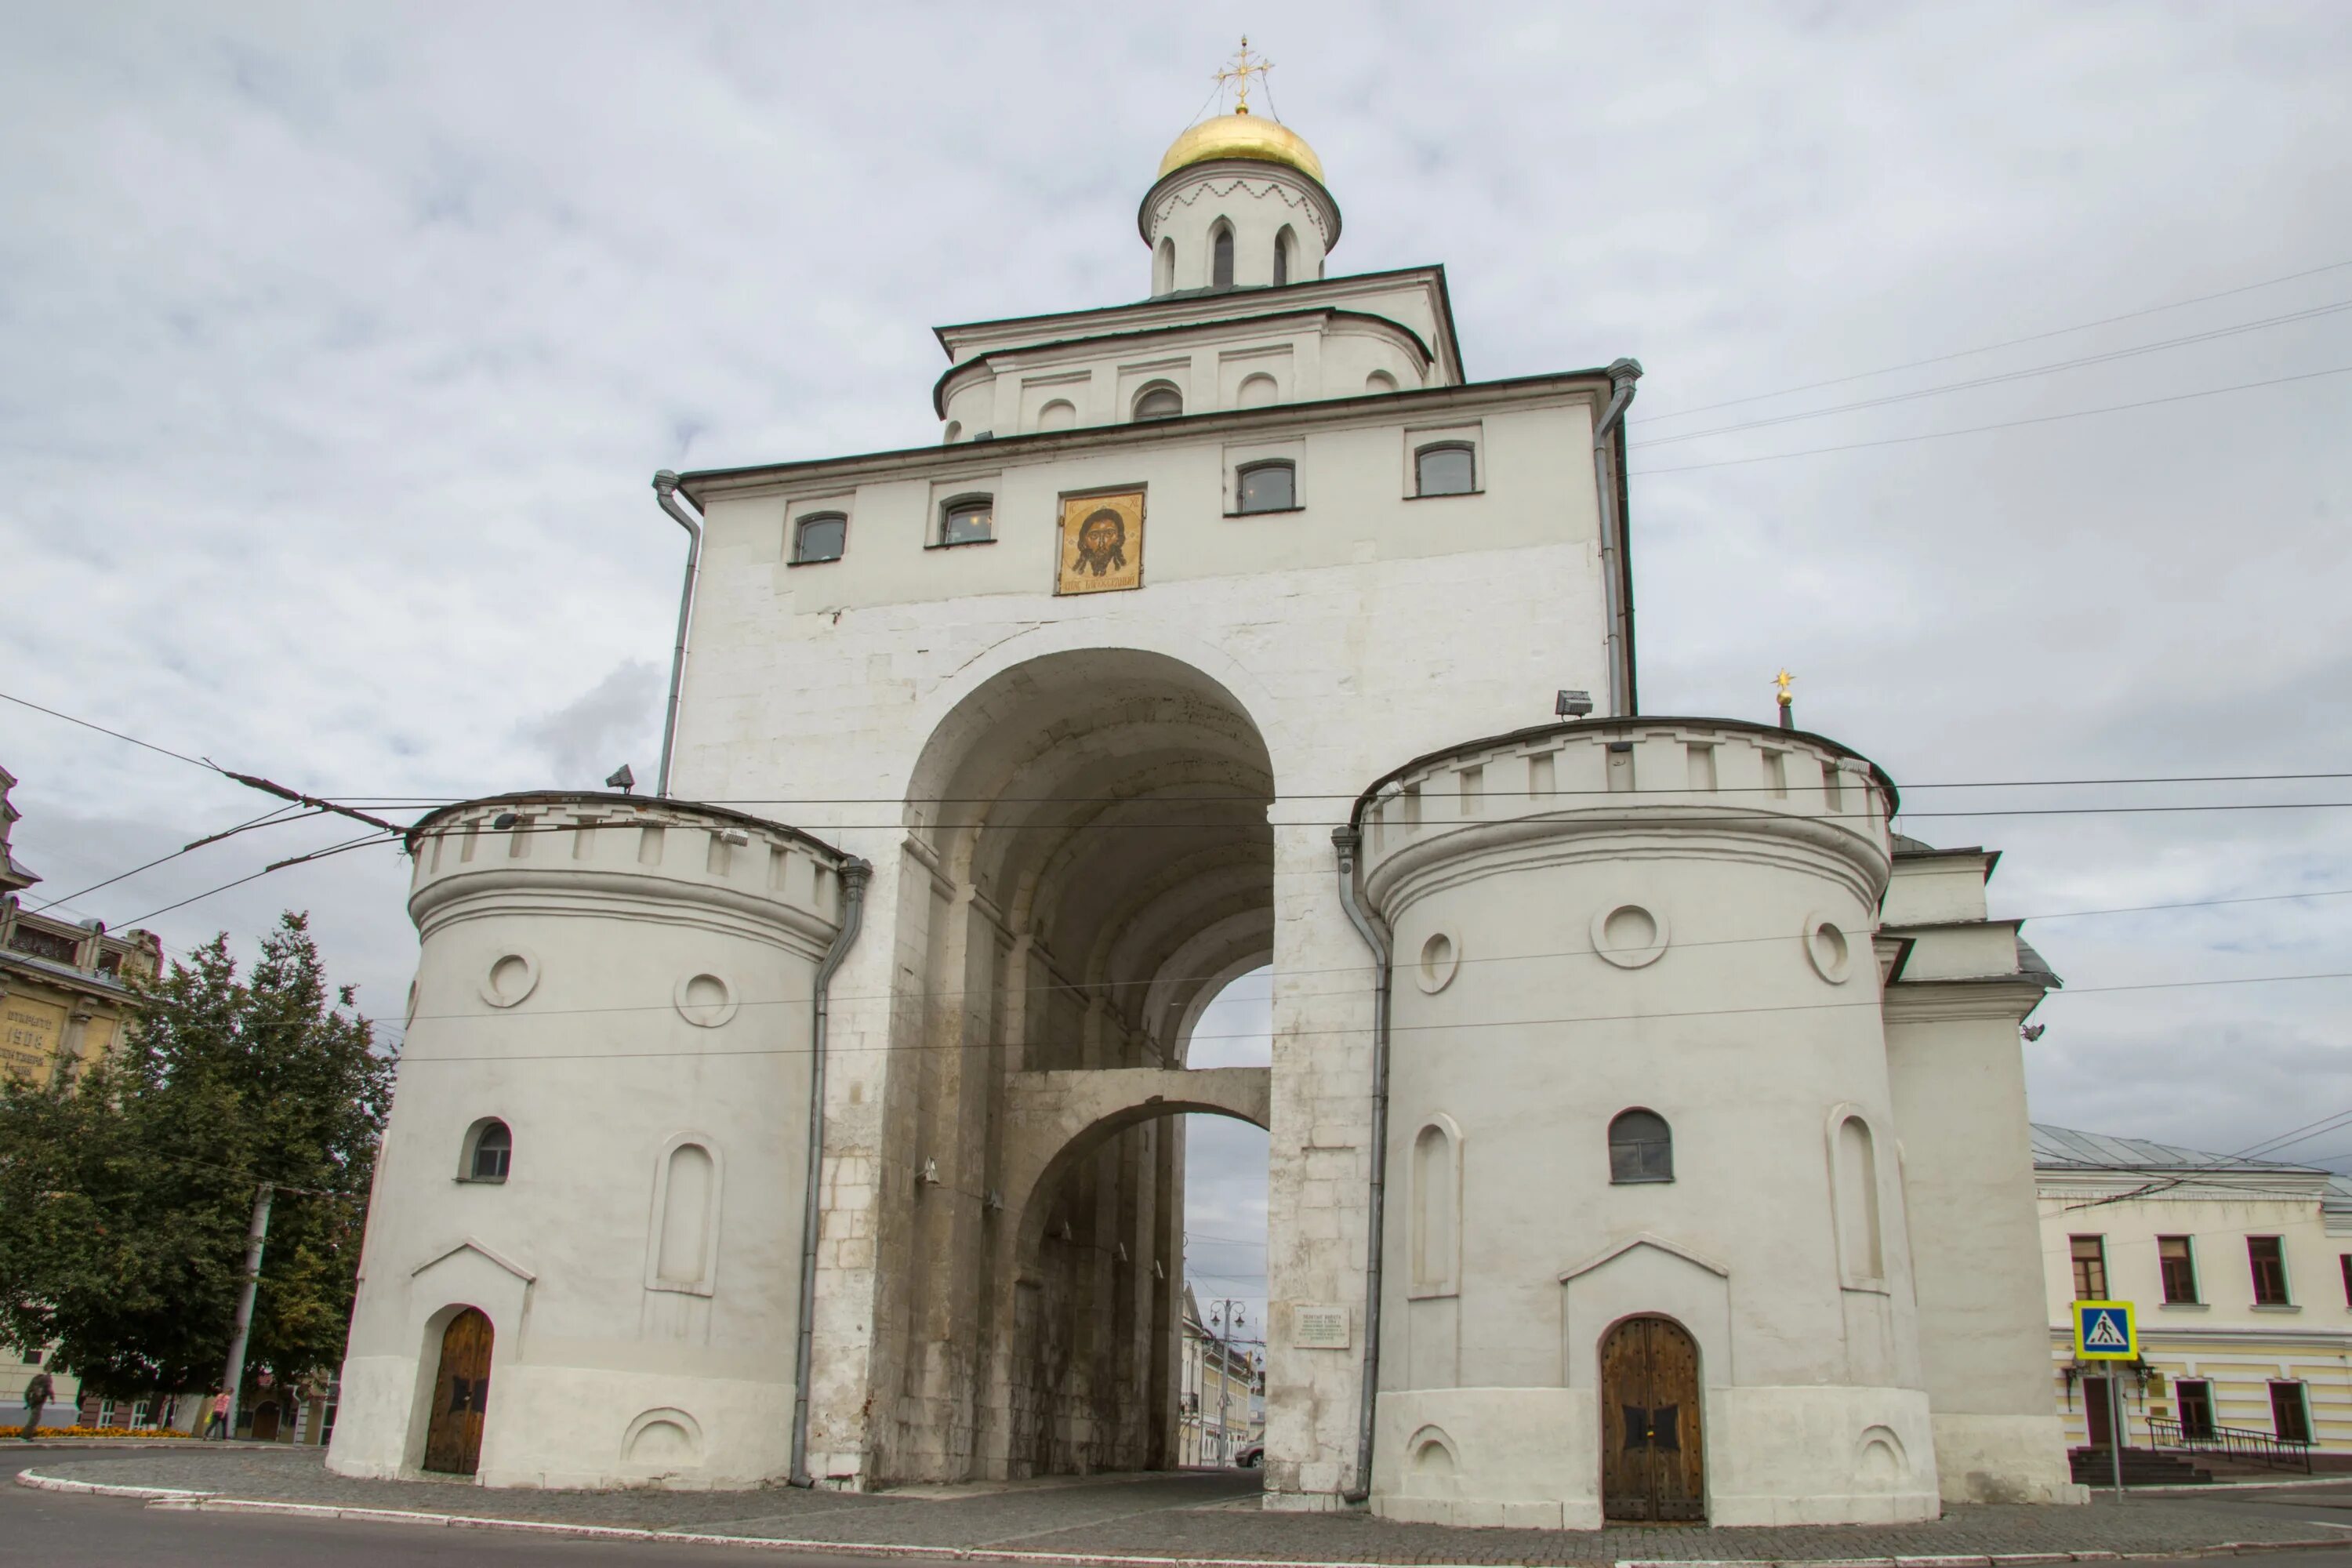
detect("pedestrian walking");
top-left (19, 1370), bottom-right (49, 1439)
top-left (204, 1389), bottom-right (230, 1440)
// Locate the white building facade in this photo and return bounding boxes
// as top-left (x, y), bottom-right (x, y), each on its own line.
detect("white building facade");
top-left (332, 99), bottom-right (2077, 1526)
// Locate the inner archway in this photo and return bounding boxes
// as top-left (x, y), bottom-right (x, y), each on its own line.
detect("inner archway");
top-left (873, 648), bottom-right (1275, 1484)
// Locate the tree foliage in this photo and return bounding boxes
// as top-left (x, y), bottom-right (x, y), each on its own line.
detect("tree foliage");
top-left (0, 913), bottom-right (393, 1396)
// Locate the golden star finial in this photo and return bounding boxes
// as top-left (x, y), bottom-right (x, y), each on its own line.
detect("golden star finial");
top-left (1773, 668), bottom-right (1795, 705)
top-left (1214, 35), bottom-right (1274, 116)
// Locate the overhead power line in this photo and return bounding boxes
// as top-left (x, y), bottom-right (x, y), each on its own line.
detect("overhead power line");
top-left (114, 829), bottom-right (405, 927)
top-left (1632, 364), bottom-right (2352, 475)
top-left (1632, 297), bottom-right (2352, 450)
top-left (391, 969), bottom-right (2352, 1068)
top-left (1639, 257), bottom-right (2352, 423)
top-left (374, 881), bottom-right (2351, 1029)
top-left (30, 805), bottom-right (319, 914)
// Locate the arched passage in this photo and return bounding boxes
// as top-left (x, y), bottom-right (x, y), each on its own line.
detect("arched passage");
top-left (871, 649), bottom-right (1275, 1483)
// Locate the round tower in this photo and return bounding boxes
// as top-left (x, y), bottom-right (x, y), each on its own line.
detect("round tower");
top-left (1352, 717), bottom-right (1935, 1529)
top-left (1141, 109), bottom-right (1338, 295)
top-left (328, 793), bottom-right (856, 1490)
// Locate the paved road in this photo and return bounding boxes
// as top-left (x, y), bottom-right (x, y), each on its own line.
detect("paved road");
top-left (13, 1447), bottom-right (2352, 1565)
top-left (2, 1450), bottom-right (895, 1567)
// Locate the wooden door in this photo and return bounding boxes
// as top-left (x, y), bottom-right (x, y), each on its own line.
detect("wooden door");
top-left (423, 1308), bottom-right (493, 1475)
top-left (251, 1401), bottom-right (280, 1442)
top-left (2084, 1376), bottom-right (2114, 1448)
top-left (2177, 1380), bottom-right (2213, 1439)
top-left (1600, 1315), bottom-right (1704, 1522)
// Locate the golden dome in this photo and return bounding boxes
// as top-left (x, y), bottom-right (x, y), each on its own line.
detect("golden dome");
top-left (1156, 110), bottom-right (1326, 185)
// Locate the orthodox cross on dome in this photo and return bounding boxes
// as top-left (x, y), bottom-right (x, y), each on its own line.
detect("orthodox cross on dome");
top-left (1214, 36), bottom-right (1274, 115)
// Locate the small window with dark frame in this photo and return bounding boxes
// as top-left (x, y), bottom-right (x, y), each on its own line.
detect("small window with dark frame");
top-left (1414, 441), bottom-right (1476, 497)
top-left (2158, 1235), bottom-right (2199, 1304)
top-left (2249, 1235), bottom-right (2291, 1305)
top-left (940, 496), bottom-right (994, 546)
top-left (1134, 384), bottom-right (1184, 422)
top-left (1607, 1108), bottom-right (1672, 1184)
top-left (2069, 1234), bottom-right (2108, 1301)
top-left (1211, 223), bottom-right (1235, 289)
top-left (793, 511), bottom-right (847, 564)
top-left (2341, 1253), bottom-right (2352, 1308)
top-left (468, 1120), bottom-right (512, 1182)
top-left (1235, 460), bottom-right (1295, 515)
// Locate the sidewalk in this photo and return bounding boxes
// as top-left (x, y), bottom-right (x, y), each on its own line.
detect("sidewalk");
top-left (17, 1446), bottom-right (2352, 1565)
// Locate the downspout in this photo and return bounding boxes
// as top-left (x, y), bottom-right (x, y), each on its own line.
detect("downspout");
top-left (1330, 826), bottom-right (1392, 1503)
top-left (652, 471), bottom-right (703, 798)
top-left (789, 857), bottom-right (873, 1487)
top-left (1591, 358), bottom-right (1643, 717)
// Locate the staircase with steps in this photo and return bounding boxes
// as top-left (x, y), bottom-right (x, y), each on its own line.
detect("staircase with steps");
top-left (2069, 1446), bottom-right (2212, 1486)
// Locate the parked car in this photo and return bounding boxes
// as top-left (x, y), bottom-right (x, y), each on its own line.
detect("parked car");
top-left (1236, 1441), bottom-right (1264, 1468)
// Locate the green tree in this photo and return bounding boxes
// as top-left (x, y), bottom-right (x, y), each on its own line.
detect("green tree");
top-left (0, 913), bottom-right (393, 1398)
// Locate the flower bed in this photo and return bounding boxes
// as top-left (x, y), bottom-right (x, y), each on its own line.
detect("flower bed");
top-left (0, 1425), bottom-right (194, 1439)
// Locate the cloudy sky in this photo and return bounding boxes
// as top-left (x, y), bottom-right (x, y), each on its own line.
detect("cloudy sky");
top-left (5, 3), bottom-right (2350, 1325)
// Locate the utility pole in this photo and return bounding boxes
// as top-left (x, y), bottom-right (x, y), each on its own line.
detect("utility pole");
top-left (1206, 1298), bottom-right (1248, 1465)
top-left (216, 1183), bottom-right (274, 1439)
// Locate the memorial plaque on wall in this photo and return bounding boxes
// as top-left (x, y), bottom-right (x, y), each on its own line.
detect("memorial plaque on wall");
top-left (1292, 1302), bottom-right (1350, 1349)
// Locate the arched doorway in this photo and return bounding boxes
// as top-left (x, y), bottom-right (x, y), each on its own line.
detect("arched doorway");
top-left (876, 648), bottom-right (1275, 1483)
top-left (1599, 1314), bottom-right (1704, 1522)
top-left (423, 1308), bottom-right (493, 1475)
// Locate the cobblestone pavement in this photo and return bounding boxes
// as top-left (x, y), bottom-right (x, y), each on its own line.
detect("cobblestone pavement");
top-left (20, 1446), bottom-right (2352, 1563)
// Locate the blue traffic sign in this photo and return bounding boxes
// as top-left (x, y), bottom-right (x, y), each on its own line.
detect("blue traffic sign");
top-left (2072, 1300), bottom-right (2136, 1360)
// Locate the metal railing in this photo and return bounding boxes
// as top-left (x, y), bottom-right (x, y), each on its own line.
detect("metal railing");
top-left (2146, 1414), bottom-right (2314, 1473)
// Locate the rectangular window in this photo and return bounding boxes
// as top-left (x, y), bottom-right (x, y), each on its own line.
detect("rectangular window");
top-left (2158, 1236), bottom-right (2199, 1304)
top-left (791, 511), bottom-right (847, 564)
top-left (2340, 1253), bottom-right (2350, 1308)
top-left (939, 497), bottom-right (993, 546)
top-left (2070, 1234), bottom-right (2109, 1301)
top-left (1234, 460), bottom-right (1296, 514)
top-left (2249, 1236), bottom-right (2291, 1305)
top-left (1414, 441), bottom-right (1476, 497)
top-left (2270, 1380), bottom-right (2312, 1443)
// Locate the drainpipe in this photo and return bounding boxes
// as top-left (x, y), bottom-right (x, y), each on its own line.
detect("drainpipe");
top-left (1591, 358), bottom-right (1643, 717)
top-left (652, 471), bottom-right (703, 798)
top-left (790, 857), bottom-right (873, 1488)
top-left (1330, 827), bottom-right (1392, 1504)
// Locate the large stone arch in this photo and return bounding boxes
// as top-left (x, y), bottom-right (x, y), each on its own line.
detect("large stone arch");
top-left (866, 647), bottom-right (1276, 1484)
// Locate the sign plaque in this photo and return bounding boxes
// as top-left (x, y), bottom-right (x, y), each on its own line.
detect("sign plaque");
top-left (1292, 1302), bottom-right (1350, 1350)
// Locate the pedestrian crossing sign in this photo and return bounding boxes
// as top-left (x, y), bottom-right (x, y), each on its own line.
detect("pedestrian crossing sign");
top-left (2073, 1300), bottom-right (2137, 1360)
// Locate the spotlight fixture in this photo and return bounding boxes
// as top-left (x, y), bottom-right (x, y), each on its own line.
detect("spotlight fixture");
top-left (491, 811), bottom-right (519, 830)
top-left (1555, 688), bottom-right (1594, 719)
top-left (605, 764), bottom-right (636, 794)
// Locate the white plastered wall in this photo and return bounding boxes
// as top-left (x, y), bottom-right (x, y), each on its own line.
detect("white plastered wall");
top-left (328, 801), bottom-right (840, 1489)
top-left (669, 390), bottom-right (1612, 1501)
top-left (1359, 720), bottom-right (1940, 1527)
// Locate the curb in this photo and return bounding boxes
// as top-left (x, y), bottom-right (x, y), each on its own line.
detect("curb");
top-left (16, 1471), bottom-right (2347, 1566)
top-left (1614, 1551), bottom-right (2352, 1568)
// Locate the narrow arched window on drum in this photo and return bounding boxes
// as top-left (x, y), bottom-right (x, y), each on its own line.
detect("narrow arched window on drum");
top-left (1609, 1108), bottom-right (1672, 1184)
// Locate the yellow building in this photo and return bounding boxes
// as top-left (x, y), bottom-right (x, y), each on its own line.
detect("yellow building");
top-left (1178, 1287), bottom-right (1263, 1467)
top-left (0, 763), bottom-right (161, 1086)
top-left (2, 764), bottom-right (168, 1428)
top-left (2036, 1123), bottom-right (2352, 1465)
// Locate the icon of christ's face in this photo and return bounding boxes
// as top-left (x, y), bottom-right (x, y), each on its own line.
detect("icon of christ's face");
top-left (1076, 509), bottom-right (1127, 575)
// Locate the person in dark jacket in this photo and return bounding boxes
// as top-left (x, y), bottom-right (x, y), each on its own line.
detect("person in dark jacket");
top-left (20, 1371), bottom-right (50, 1439)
